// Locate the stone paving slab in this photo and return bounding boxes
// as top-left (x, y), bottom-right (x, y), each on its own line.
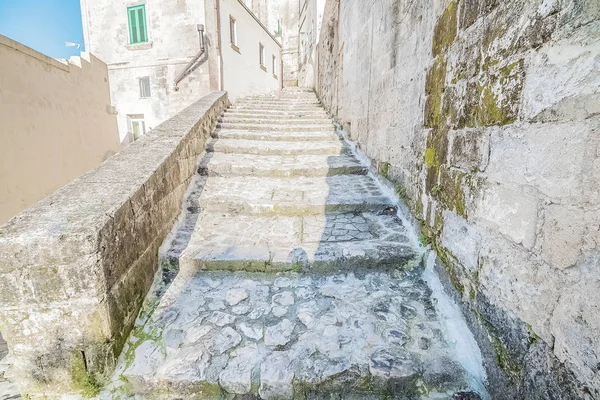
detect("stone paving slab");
top-left (224, 110), bottom-right (329, 118)
top-left (109, 269), bottom-right (469, 399)
top-left (198, 153), bottom-right (367, 177)
top-left (187, 175), bottom-right (394, 215)
top-left (228, 105), bottom-right (324, 111)
top-left (217, 122), bottom-right (335, 132)
top-left (207, 139), bottom-right (347, 156)
top-left (219, 117), bottom-right (332, 126)
top-left (212, 129), bottom-right (339, 142)
top-left (167, 212), bottom-right (418, 273)
top-left (0, 337), bottom-right (19, 400)
top-left (235, 100), bottom-right (321, 105)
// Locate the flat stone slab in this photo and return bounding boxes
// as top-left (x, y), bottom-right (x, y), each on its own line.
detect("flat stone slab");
top-left (165, 212), bottom-right (418, 273)
top-left (0, 338), bottom-right (19, 400)
top-left (217, 122), bottom-right (335, 132)
top-left (207, 138), bottom-right (347, 156)
top-left (219, 117), bottom-right (332, 126)
top-left (198, 153), bottom-right (367, 177)
top-left (224, 109), bottom-right (329, 118)
top-left (107, 269), bottom-right (470, 399)
top-left (186, 175), bottom-right (394, 215)
top-left (212, 128), bottom-right (339, 142)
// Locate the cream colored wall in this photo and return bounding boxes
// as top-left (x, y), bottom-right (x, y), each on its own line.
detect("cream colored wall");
top-left (220, 0), bottom-right (282, 101)
top-left (0, 35), bottom-right (120, 225)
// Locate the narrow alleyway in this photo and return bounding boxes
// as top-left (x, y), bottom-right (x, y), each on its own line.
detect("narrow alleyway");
top-left (104, 88), bottom-right (485, 399)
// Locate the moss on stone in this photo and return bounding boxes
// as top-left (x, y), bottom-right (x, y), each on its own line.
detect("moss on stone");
top-left (424, 148), bottom-right (439, 168)
top-left (435, 168), bottom-right (467, 217)
top-left (432, 1), bottom-right (459, 57)
top-left (394, 183), bottom-right (408, 200)
top-left (489, 330), bottom-right (524, 384)
top-left (378, 161), bottom-right (390, 179)
top-left (424, 56), bottom-right (447, 128)
top-left (70, 352), bottom-right (101, 398)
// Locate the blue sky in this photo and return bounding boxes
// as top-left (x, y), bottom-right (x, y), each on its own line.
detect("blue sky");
top-left (0, 0), bottom-right (84, 59)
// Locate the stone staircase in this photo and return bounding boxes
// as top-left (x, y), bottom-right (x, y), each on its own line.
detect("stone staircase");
top-left (105, 88), bottom-right (482, 399)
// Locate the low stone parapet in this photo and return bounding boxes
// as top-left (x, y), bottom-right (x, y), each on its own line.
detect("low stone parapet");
top-left (0, 91), bottom-right (229, 397)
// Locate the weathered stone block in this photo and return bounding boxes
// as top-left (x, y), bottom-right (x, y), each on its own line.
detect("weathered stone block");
top-left (550, 255), bottom-right (600, 389)
top-left (474, 184), bottom-right (539, 249)
top-left (441, 211), bottom-right (482, 273)
top-left (522, 24), bottom-right (600, 121)
top-left (540, 205), bottom-right (585, 269)
top-left (447, 128), bottom-right (490, 172)
top-left (432, 1), bottom-right (458, 58)
top-left (478, 234), bottom-right (562, 344)
top-left (486, 121), bottom-right (595, 201)
top-left (0, 91), bottom-right (229, 397)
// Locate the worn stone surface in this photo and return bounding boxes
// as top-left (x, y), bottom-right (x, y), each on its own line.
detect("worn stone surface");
top-left (314, 0), bottom-right (600, 397)
top-left (101, 89), bottom-right (486, 399)
top-left (109, 270), bottom-right (473, 398)
top-left (0, 92), bottom-right (229, 397)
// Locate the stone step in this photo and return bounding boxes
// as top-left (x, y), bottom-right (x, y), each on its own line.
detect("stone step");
top-left (115, 269), bottom-right (471, 399)
top-left (166, 211), bottom-right (419, 273)
top-left (229, 104), bottom-right (324, 111)
top-left (235, 100), bottom-right (321, 107)
top-left (185, 175), bottom-right (394, 216)
top-left (219, 117), bottom-right (332, 126)
top-left (212, 129), bottom-right (339, 142)
top-left (217, 122), bottom-right (334, 132)
top-left (198, 153), bottom-right (367, 177)
top-left (224, 109), bottom-right (330, 118)
top-left (243, 95), bottom-right (319, 101)
top-left (207, 138), bottom-right (347, 156)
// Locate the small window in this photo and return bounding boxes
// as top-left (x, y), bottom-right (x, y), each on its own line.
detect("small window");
top-left (229, 16), bottom-right (237, 47)
top-left (139, 76), bottom-right (151, 98)
top-left (259, 43), bottom-right (265, 68)
top-left (128, 4), bottom-right (148, 44)
top-left (272, 55), bottom-right (276, 74)
top-left (128, 114), bottom-right (146, 141)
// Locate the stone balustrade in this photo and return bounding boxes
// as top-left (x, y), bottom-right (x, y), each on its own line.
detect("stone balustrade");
top-left (0, 91), bottom-right (229, 397)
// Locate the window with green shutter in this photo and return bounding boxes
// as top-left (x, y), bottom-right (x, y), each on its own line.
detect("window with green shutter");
top-left (127, 5), bottom-right (148, 44)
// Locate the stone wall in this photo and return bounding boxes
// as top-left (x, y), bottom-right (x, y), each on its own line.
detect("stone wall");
top-left (297, 0), bottom-right (326, 87)
top-left (280, 0), bottom-right (301, 86)
top-left (314, 0), bottom-right (600, 398)
top-left (0, 34), bottom-right (120, 226)
top-left (0, 91), bottom-right (229, 398)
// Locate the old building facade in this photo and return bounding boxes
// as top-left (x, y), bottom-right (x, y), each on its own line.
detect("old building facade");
top-left (81, 0), bottom-right (282, 144)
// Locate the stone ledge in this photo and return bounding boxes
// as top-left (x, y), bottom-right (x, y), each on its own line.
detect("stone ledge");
top-left (0, 91), bottom-right (229, 397)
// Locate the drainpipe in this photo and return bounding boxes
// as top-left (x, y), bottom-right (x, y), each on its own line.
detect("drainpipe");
top-left (280, 46), bottom-right (284, 90)
top-left (214, 0), bottom-right (224, 91)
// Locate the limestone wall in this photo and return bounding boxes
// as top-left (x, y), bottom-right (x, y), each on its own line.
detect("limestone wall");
top-left (314, 0), bottom-right (600, 398)
top-left (297, 0), bottom-right (326, 87)
top-left (0, 34), bottom-right (120, 226)
top-left (0, 92), bottom-right (229, 397)
top-left (280, 0), bottom-right (301, 86)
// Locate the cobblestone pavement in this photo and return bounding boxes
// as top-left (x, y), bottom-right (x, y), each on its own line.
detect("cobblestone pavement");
top-left (0, 335), bottom-right (19, 400)
top-left (103, 88), bottom-right (485, 399)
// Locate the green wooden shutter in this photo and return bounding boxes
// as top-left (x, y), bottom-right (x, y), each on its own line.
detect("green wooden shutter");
top-left (127, 5), bottom-right (148, 44)
top-left (138, 6), bottom-right (147, 42)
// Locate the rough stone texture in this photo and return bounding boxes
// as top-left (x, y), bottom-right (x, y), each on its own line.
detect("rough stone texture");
top-left (101, 90), bottom-right (486, 399)
top-left (109, 270), bottom-right (474, 398)
top-left (314, 0), bottom-right (600, 398)
top-left (0, 92), bottom-right (229, 397)
top-left (0, 334), bottom-right (20, 400)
